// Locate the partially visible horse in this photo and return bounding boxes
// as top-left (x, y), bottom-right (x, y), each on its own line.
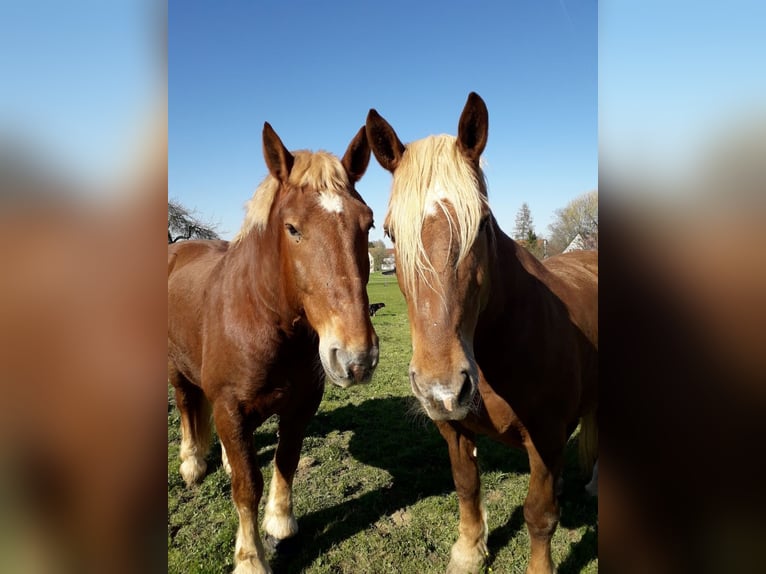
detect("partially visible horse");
top-left (168, 122), bottom-right (379, 574)
top-left (366, 93), bottom-right (597, 574)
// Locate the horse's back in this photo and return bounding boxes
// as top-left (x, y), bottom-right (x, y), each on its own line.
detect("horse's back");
top-left (168, 239), bottom-right (228, 314)
top-left (168, 240), bottom-right (229, 382)
top-left (544, 250), bottom-right (598, 284)
top-left (543, 250), bottom-right (598, 347)
top-left (168, 239), bottom-right (229, 277)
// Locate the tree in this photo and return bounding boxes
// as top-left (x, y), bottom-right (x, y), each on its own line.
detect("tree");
top-left (512, 203), bottom-right (545, 259)
top-left (517, 228), bottom-right (546, 260)
top-left (368, 239), bottom-right (387, 272)
top-left (546, 190), bottom-right (598, 256)
top-left (513, 202), bottom-right (535, 241)
top-left (168, 199), bottom-right (219, 243)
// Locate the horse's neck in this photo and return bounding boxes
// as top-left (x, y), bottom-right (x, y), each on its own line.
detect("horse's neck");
top-left (223, 232), bottom-right (297, 330)
top-left (486, 226), bottom-right (551, 320)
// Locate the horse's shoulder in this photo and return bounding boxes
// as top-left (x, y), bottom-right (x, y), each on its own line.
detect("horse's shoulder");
top-left (168, 239), bottom-right (229, 273)
top-left (169, 238), bottom-right (229, 257)
top-left (543, 251), bottom-right (598, 284)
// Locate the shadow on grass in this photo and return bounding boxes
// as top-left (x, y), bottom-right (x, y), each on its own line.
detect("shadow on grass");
top-left (558, 527), bottom-right (598, 574)
top-left (271, 396), bottom-right (597, 573)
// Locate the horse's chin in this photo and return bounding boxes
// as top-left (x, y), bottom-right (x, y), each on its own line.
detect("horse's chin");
top-left (320, 361), bottom-right (356, 388)
top-left (327, 375), bottom-right (355, 389)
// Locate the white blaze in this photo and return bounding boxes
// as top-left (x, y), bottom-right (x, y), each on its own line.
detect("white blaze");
top-left (424, 184), bottom-right (448, 216)
top-left (319, 192), bottom-right (344, 213)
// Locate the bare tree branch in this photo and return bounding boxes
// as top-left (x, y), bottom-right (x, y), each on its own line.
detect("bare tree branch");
top-left (546, 190), bottom-right (598, 255)
top-left (168, 199), bottom-right (219, 244)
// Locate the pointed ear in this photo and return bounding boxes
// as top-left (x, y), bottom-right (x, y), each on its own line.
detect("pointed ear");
top-left (365, 109), bottom-right (405, 173)
top-left (262, 122), bottom-right (294, 183)
top-left (457, 92), bottom-right (488, 162)
top-left (342, 126), bottom-right (371, 183)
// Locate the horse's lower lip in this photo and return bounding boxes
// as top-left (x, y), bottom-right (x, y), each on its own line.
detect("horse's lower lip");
top-left (420, 399), bottom-right (469, 421)
top-left (327, 372), bottom-right (354, 388)
top-left (333, 380), bottom-right (353, 389)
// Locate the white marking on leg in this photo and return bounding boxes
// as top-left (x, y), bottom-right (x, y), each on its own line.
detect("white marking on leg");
top-left (585, 459), bottom-right (598, 497)
top-left (262, 467), bottom-right (298, 540)
top-left (179, 426), bottom-right (207, 485)
top-left (222, 443), bottom-right (232, 476)
top-left (447, 501), bottom-right (488, 574)
top-left (318, 192), bottom-right (344, 213)
top-left (234, 506), bottom-right (271, 574)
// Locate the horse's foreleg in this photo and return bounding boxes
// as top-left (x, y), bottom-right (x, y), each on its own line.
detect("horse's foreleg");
top-left (523, 437), bottom-right (562, 574)
top-left (436, 421), bottom-right (487, 574)
top-left (169, 363), bottom-right (211, 486)
top-left (262, 384), bottom-right (322, 546)
top-left (214, 400), bottom-right (271, 574)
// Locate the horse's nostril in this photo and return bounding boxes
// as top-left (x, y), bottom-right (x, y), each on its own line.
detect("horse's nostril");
top-left (458, 371), bottom-right (473, 405)
top-left (349, 363), bottom-right (365, 382)
top-left (409, 369), bottom-right (418, 390)
top-left (328, 346), bottom-right (343, 373)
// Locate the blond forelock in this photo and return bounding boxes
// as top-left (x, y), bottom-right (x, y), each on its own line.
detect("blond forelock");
top-left (232, 150), bottom-right (350, 243)
top-left (384, 135), bottom-right (488, 295)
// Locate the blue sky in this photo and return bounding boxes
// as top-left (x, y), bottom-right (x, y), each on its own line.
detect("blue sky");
top-left (169, 1), bottom-right (598, 242)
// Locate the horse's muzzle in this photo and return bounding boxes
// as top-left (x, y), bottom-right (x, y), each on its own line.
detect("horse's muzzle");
top-left (326, 344), bottom-right (379, 387)
top-left (409, 368), bottom-right (476, 421)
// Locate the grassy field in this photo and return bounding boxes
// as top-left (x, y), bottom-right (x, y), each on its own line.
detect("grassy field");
top-left (168, 273), bottom-right (597, 573)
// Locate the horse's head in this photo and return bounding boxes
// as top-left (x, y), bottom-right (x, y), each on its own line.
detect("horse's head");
top-left (366, 93), bottom-right (491, 420)
top-left (240, 123), bottom-right (379, 387)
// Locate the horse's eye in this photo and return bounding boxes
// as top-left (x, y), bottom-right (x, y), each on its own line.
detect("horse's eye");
top-left (285, 223), bottom-right (301, 240)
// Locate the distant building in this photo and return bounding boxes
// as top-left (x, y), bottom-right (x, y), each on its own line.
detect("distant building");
top-left (563, 233), bottom-right (597, 253)
top-left (381, 248), bottom-right (396, 274)
top-left (563, 233), bottom-right (585, 253)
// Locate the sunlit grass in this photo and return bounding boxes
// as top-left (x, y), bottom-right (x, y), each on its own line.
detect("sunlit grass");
top-left (168, 272), bottom-right (597, 573)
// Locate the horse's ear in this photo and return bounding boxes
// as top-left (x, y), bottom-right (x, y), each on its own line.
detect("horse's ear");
top-left (457, 92), bottom-right (488, 162)
top-left (366, 109), bottom-right (405, 173)
top-left (262, 122), bottom-right (294, 183)
top-left (342, 126), bottom-right (371, 183)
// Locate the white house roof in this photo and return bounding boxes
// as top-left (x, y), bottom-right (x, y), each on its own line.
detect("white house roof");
top-left (563, 233), bottom-right (586, 253)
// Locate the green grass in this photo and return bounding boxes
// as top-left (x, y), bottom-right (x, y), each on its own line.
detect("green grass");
top-left (168, 273), bottom-right (597, 573)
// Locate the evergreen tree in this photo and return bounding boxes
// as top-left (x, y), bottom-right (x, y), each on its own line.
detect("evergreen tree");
top-left (513, 202), bottom-right (535, 240)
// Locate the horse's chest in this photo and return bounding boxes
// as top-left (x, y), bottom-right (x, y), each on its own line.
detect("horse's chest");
top-left (247, 342), bottom-right (321, 409)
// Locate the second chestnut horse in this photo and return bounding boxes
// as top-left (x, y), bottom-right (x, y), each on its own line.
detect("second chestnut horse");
top-left (367, 93), bottom-right (597, 574)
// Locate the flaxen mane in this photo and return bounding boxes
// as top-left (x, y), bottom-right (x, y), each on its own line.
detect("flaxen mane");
top-left (232, 150), bottom-right (350, 243)
top-left (384, 135), bottom-right (488, 294)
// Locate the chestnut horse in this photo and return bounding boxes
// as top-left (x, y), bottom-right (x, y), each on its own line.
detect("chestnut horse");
top-left (366, 93), bottom-right (597, 574)
top-left (168, 123), bottom-right (379, 574)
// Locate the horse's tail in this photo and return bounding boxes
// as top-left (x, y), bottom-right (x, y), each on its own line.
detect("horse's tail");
top-left (578, 408), bottom-right (598, 474)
